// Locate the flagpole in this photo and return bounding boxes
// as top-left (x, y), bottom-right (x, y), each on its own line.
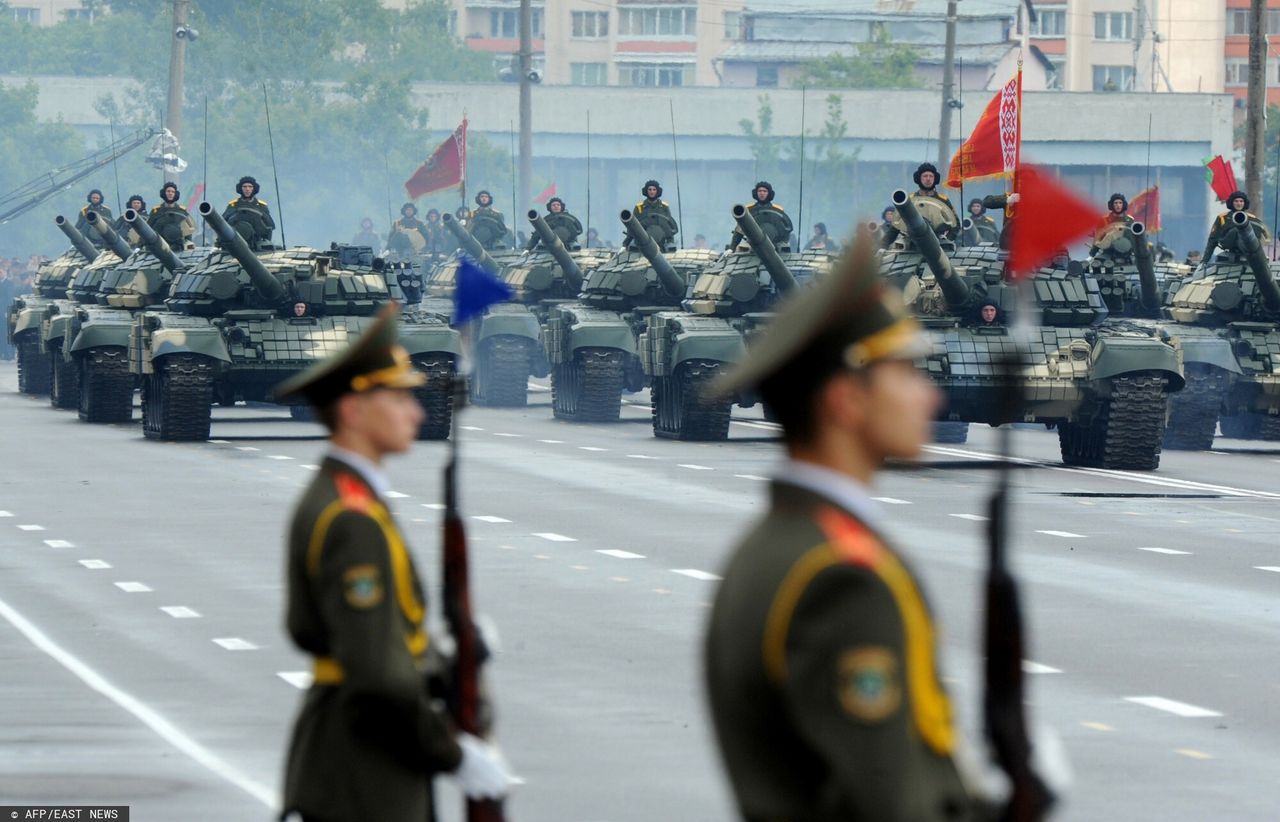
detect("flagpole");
top-left (585, 110), bottom-right (592, 247)
top-left (460, 115), bottom-right (468, 212)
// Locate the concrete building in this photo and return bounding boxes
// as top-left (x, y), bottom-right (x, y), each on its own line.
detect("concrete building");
top-left (5, 0), bottom-right (97, 25)
top-left (1223, 0), bottom-right (1280, 105)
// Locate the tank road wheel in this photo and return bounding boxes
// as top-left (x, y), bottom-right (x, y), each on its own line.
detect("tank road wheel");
top-left (471, 336), bottom-right (531, 408)
top-left (552, 348), bottom-right (625, 422)
top-left (1218, 412), bottom-right (1262, 440)
top-left (931, 421), bottom-right (969, 444)
top-left (17, 334), bottom-right (51, 395)
top-left (1260, 414), bottom-right (1280, 442)
top-left (1058, 375), bottom-right (1168, 470)
top-left (1162, 364), bottom-right (1227, 451)
top-left (49, 346), bottom-right (81, 409)
top-left (651, 359), bottom-right (732, 441)
top-left (78, 347), bottom-right (133, 423)
top-left (412, 353), bottom-right (455, 441)
top-left (142, 353), bottom-right (214, 441)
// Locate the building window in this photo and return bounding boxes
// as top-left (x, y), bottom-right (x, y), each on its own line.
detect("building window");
top-left (571, 62), bottom-right (608, 86)
top-left (618, 7), bottom-right (696, 37)
top-left (1228, 9), bottom-right (1280, 35)
top-left (1092, 65), bottom-right (1134, 91)
top-left (490, 9), bottom-right (542, 39)
top-left (724, 11), bottom-right (743, 40)
top-left (10, 7), bottom-right (40, 23)
top-left (756, 65), bottom-right (778, 88)
top-left (1030, 9), bottom-right (1065, 38)
top-left (1226, 58), bottom-right (1248, 87)
top-left (1094, 12), bottom-right (1132, 41)
top-left (64, 9), bottom-right (96, 22)
top-left (618, 63), bottom-right (693, 87)
top-left (572, 11), bottom-right (608, 38)
top-left (1045, 57), bottom-right (1065, 90)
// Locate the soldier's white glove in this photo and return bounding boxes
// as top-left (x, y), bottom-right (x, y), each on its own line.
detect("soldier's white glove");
top-left (454, 732), bottom-right (521, 799)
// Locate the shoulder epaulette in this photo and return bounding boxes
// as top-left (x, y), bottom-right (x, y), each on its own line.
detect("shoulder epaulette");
top-left (80, 206), bottom-right (90, 216)
top-left (150, 205), bottom-right (163, 215)
top-left (816, 506), bottom-right (884, 568)
top-left (257, 199), bottom-right (268, 206)
top-left (936, 192), bottom-right (950, 202)
top-left (661, 200), bottom-right (670, 207)
top-left (334, 473), bottom-right (372, 513)
top-left (771, 203), bottom-right (785, 212)
top-left (634, 201), bottom-right (646, 212)
top-left (229, 199), bottom-right (240, 206)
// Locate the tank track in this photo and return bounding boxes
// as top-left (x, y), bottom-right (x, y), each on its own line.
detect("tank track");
top-left (552, 348), bottom-right (625, 422)
top-left (1162, 365), bottom-right (1227, 451)
top-left (1263, 414), bottom-right (1280, 441)
top-left (49, 346), bottom-right (80, 410)
top-left (1058, 375), bottom-right (1167, 470)
top-left (1218, 411), bottom-right (1280, 441)
top-left (931, 421), bottom-right (969, 444)
top-left (142, 353), bottom-right (214, 441)
top-left (471, 336), bottom-right (531, 408)
top-left (651, 358), bottom-right (732, 441)
top-left (16, 334), bottom-right (51, 395)
top-left (412, 353), bottom-right (455, 441)
top-left (78, 346), bottom-right (133, 423)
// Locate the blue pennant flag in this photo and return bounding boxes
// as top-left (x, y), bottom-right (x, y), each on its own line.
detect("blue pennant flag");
top-left (451, 256), bottom-right (513, 327)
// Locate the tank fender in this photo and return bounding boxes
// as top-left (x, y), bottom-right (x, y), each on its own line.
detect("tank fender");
top-left (1091, 336), bottom-right (1185, 391)
top-left (397, 325), bottom-right (463, 357)
top-left (12, 306), bottom-right (45, 338)
top-left (151, 325), bottom-right (232, 364)
top-left (42, 313), bottom-right (76, 350)
top-left (476, 303), bottom-right (541, 343)
top-left (69, 320), bottom-right (132, 355)
top-left (1163, 334), bottom-right (1243, 375)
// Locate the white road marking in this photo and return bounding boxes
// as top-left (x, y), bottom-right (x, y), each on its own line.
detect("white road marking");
top-left (1081, 721), bottom-right (1114, 732)
top-left (277, 671), bottom-right (313, 689)
top-left (950, 513), bottom-right (988, 521)
top-left (1036, 530), bottom-right (1086, 539)
top-left (385, 491), bottom-right (410, 499)
top-left (672, 569), bottom-right (722, 581)
top-left (17, 524), bottom-right (45, 531)
top-left (537, 439), bottom-right (564, 444)
top-left (533, 554), bottom-right (551, 560)
top-left (627, 454), bottom-right (659, 460)
top-left (301, 464), bottom-right (320, 471)
top-left (678, 464), bottom-right (713, 471)
top-left (160, 606), bottom-right (201, 619)
top-left (609, 576), bottom-right (629, 582)
top-left (1022, 661), bottom-right (1063, 674)
top-left (460, 425), bottom-right (484, 431)
top-left (493, 433), bottom-right (522, 438)
top-left (735, 474), bottom-right (768, 481)
top-left (421, 503), bottom-right (446, 510)
top-left (42, 540), bottom-right (74, 548)
top-left (235, 446), bottom-right (260, 452)
top-left (472, 515), bottom-right (512, 523)
top-left (0, 596), bottom-right (276, 809)
top-left (597, 549), bottom-right (645, 559)
top-left (1136, 546), bottom-right (1192, 556)
top-left (115, 582), bottom-right (152, 593)
top-left (1125, 696), bottom-right (1222, 718)
top-left (1255, 566), bottom-right (1280, 573)
top-left (872, 497), bottom-right (912, 505)
top-left (532, 532), bottom-right (576, 542)
top-left (0, 511), bottom-right (12, 517)
top-left (267, 455), bottom-right (294, 461)
top-left (579, 446), bottom-right (608, 452)
top-left (78, 560), bottom-right (111, 569)
top-left (212, 638), bottom-right (259, 651)
top-left (1176, 749), bottom-right (1213, 760)
top-left (208, 439), bottom-right (231, 444)
top-left (730, 419), bottom-right (782, 432)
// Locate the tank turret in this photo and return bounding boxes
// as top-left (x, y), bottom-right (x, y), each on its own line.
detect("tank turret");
top-left (84, 210), bottom-right (133, 260)
top-left (732, 204), bottom-right (798, 294)
top-left (197, 201), bottom-right (287, 304)
top-left (1232, 210), bottom-right (1280, 312)
top-left (441, 212), bottom-right (500, 274)
top-left (528, 209), bottom-right (584, 293)
top-left (55, 215), bottom-right (102, 262)
top-left (126, 208), bottom-right (185, 273)
top-left (621, 209), bottom-right (686, 298)
top-left (1130, 222), bottom-right (1160, 313)
top-left (892, 189), bottom-right (970, 311)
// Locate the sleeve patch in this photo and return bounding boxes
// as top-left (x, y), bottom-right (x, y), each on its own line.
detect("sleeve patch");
top-left (838, 646), bottom-right (901, 722)
top-left (342, 564), bottom-right (384, 609)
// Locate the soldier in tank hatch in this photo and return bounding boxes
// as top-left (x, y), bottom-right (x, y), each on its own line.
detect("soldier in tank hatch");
top-left (222, 176), bottom-right (275, 250)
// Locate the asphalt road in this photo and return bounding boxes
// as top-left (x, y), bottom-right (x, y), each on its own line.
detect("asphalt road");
top-left (2, 360), bottom-right (1278, 821)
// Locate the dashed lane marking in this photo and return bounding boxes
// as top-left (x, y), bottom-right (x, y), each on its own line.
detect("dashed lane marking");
top-left (1081, 722), bottom-right (1114, 732)
top-left (267, 455), bottom-right (294, 461)
top-left (672, 569), bottom-right (722, 581)
top-left (212, 638), bottom-right (259, 651)
top-left (1176, 749), bottom-right (1213, 760)
top-left (277, 671), bottom-right (312, 689)
top-left (570, 565), bottom-right (589, 571)
top-left (950, 514), bottom-right (988, 521)
top-left (235, 446), bottom-right (260, 452)
top-left (208, 439), bottom-right (231, 444)
top-left (678, 464), bottom-right (713, 471)
top-left (493, 433), bottom-right (521, 438)
top-left (421, 503), bottom-right (446, 510)
top-left (1125, 696), bottom-right (1223, 718)
top-left (385, 491), bottom-right (410, 499)
top-left (609, 576), bottom-right (629, 583)
top-left (579, 446), bottom-right (607, 452)
top-left (1022, 661), bottom-right (1063, 674)
top-left (0, 511), bottom-right (12, 517)
top-left (1136, 547), bottom-right (1192, 556)
top-left (160, 606), bottom-right (201, 619)
top-left (537, 439), bottom-right (564, 444)
top-left (735, 474), bottom-right (768, 481)
top-left (653, 588), bottom-right (672, 595)
top-left (460, 426), bottom-right (484, 431)
top-left (473, 515), bottom-right (512, 523)
top-left (597, 549), bottom-right (645, 559)
top-left (43, 540), bottom-right (74, 548)
top-left (1255, 566), bottom-right (1280, 573)
top-left (301, 465), bottom-right (320, 471)
top-left (532, 532), bottom-right (576, 542)
top-left (115, 582), bottom-right (152, 593)
top-left (78, 560), bottom-right (111, 569)
top-left (533, 554), bottom-right (551, 560)
top-left (627, 454), bottom-right (658, 460)
top-left (1036, 530), bottom-right (1086, 539)
top-left (872, 497), bottom-right (912, 505)
top-left (17, 524), bottom-right (45, 531)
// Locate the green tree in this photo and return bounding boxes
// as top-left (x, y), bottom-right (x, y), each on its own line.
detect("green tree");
top-left (793, 29), bottom-right (924, 90)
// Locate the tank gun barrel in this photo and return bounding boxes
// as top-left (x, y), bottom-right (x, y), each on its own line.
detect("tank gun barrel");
top-left (441, 213), bottom-right (500, 275)
top-left (84, 209), bottom-right (134, 260)
top-left (54, 215), bottom-right (101, 262)
top-left (1233, 210), bottom-right (1280, 312)
top-left (528, 209), bottom-right (584, 292)
top-left (621, 209), bottom-right (687, 298)
top-left (198, 202), bottom-right (287, 303)
top-left (731, 204), bottom-right (798, 294)
top-left (1130, 222), bottom-right (1160, 312)
top-left (891, 189), bottom-right (969, 311)
top-left (125, 209), bottom-right (184, 273)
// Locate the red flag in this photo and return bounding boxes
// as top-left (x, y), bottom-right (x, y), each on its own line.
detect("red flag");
top-left (1128, 186), bottom-right (1160, 232)
top-left (1204, 155), bottom-right (1238, 202)
top-left (185, 182), bottom-right (205, 212)
top-left (534, 181), bottom-right (557, 204)
top-left (1006, 166), bottom-right (1100, 279)
top-left (946, 70), bottom-right (1021, 188)
top-left (405, 119), bottom-right (467, 200)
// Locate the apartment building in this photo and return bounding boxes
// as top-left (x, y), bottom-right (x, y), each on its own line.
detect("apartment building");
top-left (5, 0), bottom-right (97, 24)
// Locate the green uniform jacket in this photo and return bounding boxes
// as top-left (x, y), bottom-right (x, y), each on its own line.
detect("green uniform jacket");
top-left (469, 206), bottom-right (510, 251)
top-left (706, 481), bottom-right (981, 822)
top-left (222, 197), bottom-right (275, 247)
top-left (75, 203), bottom-right (114, 245)
top-left (881, 190), bottom-right (960, 249)
top-left (1202, 210), bottom-right (1268, 263)
top-left (961, 214), bottom-right (999, 246)
top-left (388, 217), bottom-right (431, 256)
top-left (629, 198), bottom-right (679, 250)
top-left (282, 458), bottom-right (461, 822)
top-left (149, 204), bottom-right (197, 249)
top-left (730, 202), bottom-right (793, 250)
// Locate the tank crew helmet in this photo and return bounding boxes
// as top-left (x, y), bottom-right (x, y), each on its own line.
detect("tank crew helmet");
top-left (475, 190), bottom-right (493, 205)
top-left (968, 198), bottom-right (984, 212)
top-left (426, 208), bottom-right (440, 220)
top-left (1228, 191), bottom-right (1250, 210)
top-left (546, 196), bottom-right (565, 212)
top-left (400, 202), bottom-right (418, 217)
top-left (913, 162), bottom-right (941, 190)
top-left (642, 180), bottom-right (663, 198)
top-left (126, 194), bottom-right (146, 211)
top-left (813, 221), bottom-right (828, 234)
top-left (87, 188), bottom-right (104, 204)
top-left (1108, 193), bottom-right (1128, 212)
top-left (160, 182), bottom-right (180, 202)
top-left (236, 176), bottom-right (260, 197)
top-left (752, 181), bottom-right (775, 203)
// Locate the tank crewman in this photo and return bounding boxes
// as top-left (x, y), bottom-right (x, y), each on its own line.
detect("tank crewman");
top-left (1202, 190), bottom-right (1269, 264)
top-left (275, 304), bottom-right (515, 822)
top-left (387, 203), bottom-right (431, 258)
top-left (960, 198), bottom-right (999, 246)
top-left (974, 298), bottom-right (1003, 327)
top-left (526, 197), bottom-right (584, 251)
top-left (626, 179), bottom-right (679, 252)
top-left (729, 181), bottom-right (794, 251)
top-left (423, 208), bottom-right (450, 256)
top-left (704, 235), bottom-right (996, 821)
top-left (805, 222), bottom-right (838, 252)
top-left (468, 190), bottom-right (510, 251)
top-left (1089, 193), bottom-right (1136, 258)
top-left (222, 176), bottom-right (275, 250)
top-left (879, 163), bottom-right (960, 248)
top-left (351, 217), bottom-right (381, 250)
top-left (112, 194), bottom-right (147, 246)
top-left (149, 182), bottom-right (197, 250)
top-left (75, 189), bottom-right (115, 246)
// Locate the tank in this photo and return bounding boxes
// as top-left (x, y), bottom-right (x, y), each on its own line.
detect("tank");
top-left (884, 191), bottom-right (1185, 470)
top-left (7, 217), bottom-right (99, 395)
top-left (127, 202), bottom-right (461, 441)
top-left (543, 209), bottom-right (718, 423)
top-left (639, 204), bottom-right (835, 440)
top-left (1161, 209), bottom-right (1280, 443)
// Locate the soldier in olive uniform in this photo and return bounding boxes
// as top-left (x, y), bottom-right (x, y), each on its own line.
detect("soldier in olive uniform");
top-left (468, 190), bottom-right (510, 251)
top-left (961, 198), bottom-right (999, 246)
top-left (222, 175), bottom-right (275, 250)
top-left (526, 197), bottom-right (584, 250)
top-left (423, 208), bottom-right (450, 256)
top-left (627, 179), bottom-right (679, 252)
top-left (276, 305), bottom-right (513, 822)
top-left (149, 182), bottom-right (197, 250)
top-left (705, 235), bottom-right (994, 821)
top-left (112, 194), bottom-right (147, 247)
top-left (387, 203), bottom-right (431, 259)
top-left (75, 189), bottom-right (114, 246)
top-left (729, 181), bottom-right (794, 251)
top-left (1201, 190), bottom-right (1268, 265)
top-left (879, 163), bottom-right (960, 248)
top-left (1088, 193), bottom-right (1138, 259)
